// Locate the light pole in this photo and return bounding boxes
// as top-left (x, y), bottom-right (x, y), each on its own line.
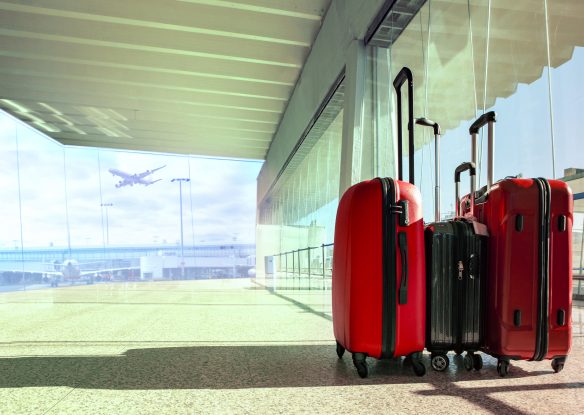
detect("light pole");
top-left (101, 203), bottom-right (113, 246)
top-left (172, 178), bottom-right (190, 278)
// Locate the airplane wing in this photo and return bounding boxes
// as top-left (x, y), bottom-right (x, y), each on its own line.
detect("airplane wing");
top-left (79, 266), bottom-right (140, 276)
top-left (137, 165), bottom-right (166, 179)
top-left (140, 178), bottom-right (162, 186)
top-left (108, 168), bottom-right (131, 179)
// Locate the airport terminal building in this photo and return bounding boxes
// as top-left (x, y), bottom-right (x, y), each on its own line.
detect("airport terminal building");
top-left (0, 0), bottom-right (583, 413)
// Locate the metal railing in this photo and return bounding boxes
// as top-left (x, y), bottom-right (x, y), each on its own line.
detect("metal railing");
top-left (267, 245), bottom-right (584, 297)
top-left (574, 274), bottom-right (584, 301)
top-left (270, 243), bottom-right (334, 290)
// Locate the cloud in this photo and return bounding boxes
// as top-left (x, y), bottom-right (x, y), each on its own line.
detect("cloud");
top-left (0, 110), bottom-right (263, 248)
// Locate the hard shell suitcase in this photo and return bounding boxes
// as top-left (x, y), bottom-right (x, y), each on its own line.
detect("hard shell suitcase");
top-left (332, 67), bottom-right (426, 378)
top-left (460, 113), bottom-right (573, 376)
top-left (423, 142), bottom-right (488, 372)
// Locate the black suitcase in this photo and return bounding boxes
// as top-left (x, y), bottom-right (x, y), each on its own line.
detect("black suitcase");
top-left (418, 118), bottom-right (488, 372)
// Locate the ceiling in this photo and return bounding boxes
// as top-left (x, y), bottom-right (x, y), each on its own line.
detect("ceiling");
top-left (0, 0), bottom-right (331, 159)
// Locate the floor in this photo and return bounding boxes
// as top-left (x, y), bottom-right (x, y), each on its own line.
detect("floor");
top-left (0, 278), bottom-right (583, 414)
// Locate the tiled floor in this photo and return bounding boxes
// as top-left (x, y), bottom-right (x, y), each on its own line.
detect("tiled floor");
top-left (0, 278), bottom-right (583, 414)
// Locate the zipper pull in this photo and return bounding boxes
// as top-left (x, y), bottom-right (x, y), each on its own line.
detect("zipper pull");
top-left (457, 261), bottom-right (464, 280)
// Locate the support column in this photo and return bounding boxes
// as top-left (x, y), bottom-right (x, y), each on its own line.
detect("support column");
top-left (339, 39), bottom-right (367, 196)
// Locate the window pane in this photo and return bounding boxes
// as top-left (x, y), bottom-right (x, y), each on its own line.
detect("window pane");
top-left (0, 112), bottom-right (22, 287)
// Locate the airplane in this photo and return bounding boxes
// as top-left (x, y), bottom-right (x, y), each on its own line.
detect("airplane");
top-left (108, 165), bottom-right (166, 188)
top-left (43, 259), bottom-right (140, 287)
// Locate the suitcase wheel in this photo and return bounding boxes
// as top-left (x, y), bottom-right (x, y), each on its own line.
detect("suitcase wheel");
top-left (463, 353), bottom-right (474, 371)
top-left (464, 352), bottom-right (483, 371)
top-left (412, 360), bottom-right (426, 377)
top-left (551, 357), bottom-right (565, 373)
top-left (352, 353), bottom-right (368, 378)
top-left (497, 359), bottom-right (510, 377)
top-left (409, 352), bottom-right (426, 377)
top-left (430, 353), bottom-right (449, 372)
top-left (472, 353), bottom-right (483, 371)
top-left (336, 342), bottom-right (345, 359)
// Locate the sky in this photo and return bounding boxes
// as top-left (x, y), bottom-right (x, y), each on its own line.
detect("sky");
top-left (0, 113), bottom-right (263, 249)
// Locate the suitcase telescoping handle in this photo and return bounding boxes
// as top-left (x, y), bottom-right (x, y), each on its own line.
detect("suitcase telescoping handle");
top-left (455, 162), bottom-right (476, 217)
top-left (416, 118), bottom-right (441, 222)
top-left (469, 111), bottom-right (496, 191)
top-left (393, 67), bottom-right (415, 185)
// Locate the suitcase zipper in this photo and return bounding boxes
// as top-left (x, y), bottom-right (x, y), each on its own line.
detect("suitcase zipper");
top-left (454, 221), bottom-right (464, 349)
top-left (533, 178), bottom-right (551, 361)
top-left (380, 177), bottom-right (397, 359)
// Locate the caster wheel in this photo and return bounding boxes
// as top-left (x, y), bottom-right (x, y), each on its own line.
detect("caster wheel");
top-left (472, 354), bottom-right (483, 371)
top-left (463, 353), bottom-right (474, 371)
top-left (413, 360), bottom-right (426, 377)
top-left (430, 353), bottom-right (449, 372)
top-left (352, 353), bottom-right (368, 378)
top-left (551, 358), bottom-right (564, 373)
top-left (336, 342), bottom-right (345, 359)
top-left (403, 355), bottom-right (412, 366)
top-left (497, 360), bottom-right (510, 377)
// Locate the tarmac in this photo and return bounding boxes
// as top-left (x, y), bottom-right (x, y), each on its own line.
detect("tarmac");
top-left (0, 278), bottom-right (583, 414)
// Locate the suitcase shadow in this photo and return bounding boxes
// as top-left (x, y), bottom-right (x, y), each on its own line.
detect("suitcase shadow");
top-left (0, 345), bottom-right (575, 390)
top-left (0, 344), bottom-right (420, 390)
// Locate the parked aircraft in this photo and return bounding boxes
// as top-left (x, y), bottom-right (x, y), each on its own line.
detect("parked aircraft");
top-left (108, 165), bottom-right (166, 188)
top-left (44, 259), bottom-right (139, 287)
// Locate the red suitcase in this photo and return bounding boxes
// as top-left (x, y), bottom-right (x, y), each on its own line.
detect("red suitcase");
top-left (332, 67), bottom-right (426, 378)
top-left (461, 113), bottom-right (573, 376)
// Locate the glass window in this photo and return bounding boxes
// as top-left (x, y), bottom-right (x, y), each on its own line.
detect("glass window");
top-left (17, 122), bottom-right (68, 287)
top-left (0, 113), bottom-right (21, 287)
top-left (257, 81), bottom-right (344, 293)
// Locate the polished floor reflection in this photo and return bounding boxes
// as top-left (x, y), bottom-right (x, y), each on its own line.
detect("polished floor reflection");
top-left (0, 279), bottom-right (583, 414)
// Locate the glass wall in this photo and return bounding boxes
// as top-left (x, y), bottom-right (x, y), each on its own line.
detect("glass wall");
top-left (256, 81), bottom-right (344, 292)
top-left (0, 109), bottom-right (261, 289)
top-left (369, 0), bottom-right (584, 221)
top-left (254, 0), bottom-right (583, 300)
top-left (366, 0), bottom-right (584, 292)
top-left (0, 112), bottom-right (21, 284)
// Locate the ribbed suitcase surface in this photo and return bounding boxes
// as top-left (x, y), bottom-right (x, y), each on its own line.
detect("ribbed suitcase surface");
top-left (425, 218), bottom-right (486, 365)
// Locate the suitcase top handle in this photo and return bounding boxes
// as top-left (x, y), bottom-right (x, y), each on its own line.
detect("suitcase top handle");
top-left (455, 162), bottom-right (477, 217)
top-left (416, 117), bottom-right (440, 135)
top-left (469, 111), bottom-right (496, 135)
top-left (393, 67), bottom-right (415, 185)
top-left (416, 117), bottom-right (441, 222)
top-left (469, 111), bottom-right (496, 191)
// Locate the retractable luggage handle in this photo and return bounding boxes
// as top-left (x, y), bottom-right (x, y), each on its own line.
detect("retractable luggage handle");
top-left (455, 162), bottom-right (477, 217)
top-left (393, 67), bottom-right (415, 185)
top-left (416, 118), bottom-right (441, 222)
top-left (469, 111), bottom-right (496, 191)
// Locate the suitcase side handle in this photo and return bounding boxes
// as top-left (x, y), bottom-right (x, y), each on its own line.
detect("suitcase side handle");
top-left (398, 232), bottom-right (408, 305)
top-left (468, 111), bottom-right (496, 191)
top-left (393, 67), bottom-right (415, 185)
top-left (455, 162), bottom-right (476, 217)
top-left (416, 117), bottom-right (441, 221)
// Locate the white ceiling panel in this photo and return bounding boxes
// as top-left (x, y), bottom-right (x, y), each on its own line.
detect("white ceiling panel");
top-left (0, 0), bottom-right (331, 159)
